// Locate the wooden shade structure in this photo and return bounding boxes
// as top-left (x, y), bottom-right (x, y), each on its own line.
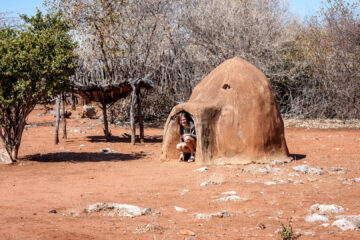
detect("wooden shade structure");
top-left (71, 65), bottom-right (153, 143)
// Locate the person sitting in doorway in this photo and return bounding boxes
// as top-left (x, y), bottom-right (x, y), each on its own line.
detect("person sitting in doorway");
top-left (176, 112), bottom-right (196, 162)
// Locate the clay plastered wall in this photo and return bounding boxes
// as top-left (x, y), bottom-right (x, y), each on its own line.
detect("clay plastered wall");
top-left (161, 58), bottom-right (289, 165)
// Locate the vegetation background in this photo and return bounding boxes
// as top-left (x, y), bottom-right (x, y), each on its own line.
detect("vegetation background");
top-left (46, 0), bottom-right (360, 121)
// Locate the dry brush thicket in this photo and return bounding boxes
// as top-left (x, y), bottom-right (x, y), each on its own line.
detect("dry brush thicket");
top-left (46, 0), bottom-right (360, 121)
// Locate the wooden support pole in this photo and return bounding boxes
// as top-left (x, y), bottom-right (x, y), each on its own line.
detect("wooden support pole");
top-left (54, 95), bottom-right (60, 144)
top-left (130, 84), bottom-right (137, 145)
top-left (62, 94), bottom-right (67, 139)
top-left (137, 91), bottom-right (144, 143)
top-left (102, 102), bottom-right (111, 141)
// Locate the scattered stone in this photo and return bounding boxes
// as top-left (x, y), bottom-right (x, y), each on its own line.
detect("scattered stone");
top-left (328, 167), bottom-right (345, 174)
top-left (70, 129), bottom-right (84, 133)
top-left (288, 172), bottom-right (300, 177)
top-left (193, 167), bottom-right (208, 172)
top-left (213, 195), bottom-right (241, 202)
top-left (293, 165), bottom-right (324, 175)
top-left (134, 224), bottom-right (164, 234)
top-left (82, 105), bottom-right (97, 119)
top-left (310, 204), bottom-right (344, 214)
top-left (180, 229), bottom-right (195, 236)
top-left (271, 160), bottom-right (285, 165)
top-left (329, 167), bottom-right (344, 172)
top-left (264, 181), bottom-right (276, 185)
top-left (101, 148), bottom-right (112, 153)
top-left (85, 202), bottom-right (151, 218)
top-left (174, 206), bottom-right (187, 213)
top-left (200, 181), bottom-right (216, 186)
top-left (25, 123), bottom-right (38, 128)
top-left (245, 180), bottom-right (257, 183)
top-left (258, 165), bottom-right (272, 173)
top-left (332, 216), bottom-right (360, 231)
top-left (195, 211), bottom-right (231, 220)
top-left (48, 209), bottom-right (57, 214)
top-left (305, 213), bottom-right (329, 222)
top-left (332, 215), bottom-right (360, 231)
top-left (180, 189), bottom-right (189, 195)
top-left (302, 231), bottom-right (316, 236)
top-left (221, 191), bottom-right (237, 195)
top-left (277, 178), bottom-right (295, 184)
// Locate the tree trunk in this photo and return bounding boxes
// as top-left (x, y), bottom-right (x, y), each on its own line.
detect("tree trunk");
top-left (137, 91), bottom-right (144, 143)
top-left (102, 102), bottom-right (111, 141)
top-left (71, 92), bottom-right (76, 110)
top-left (62, 94), bottom-right (67, 139)
top-left (55, 95), bottom-right (60, 144)
top-left (130, 84), bottom-right (137, 145)
top-left (11, 145), bottom-right (19, 161)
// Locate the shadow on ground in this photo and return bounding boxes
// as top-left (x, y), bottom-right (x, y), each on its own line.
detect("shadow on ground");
top-left (86, 135), bottom-right (162, 143)
top-left (290, 154), bottom-right (306, 161)
top-left (25, 152), bottom-right (147, 163)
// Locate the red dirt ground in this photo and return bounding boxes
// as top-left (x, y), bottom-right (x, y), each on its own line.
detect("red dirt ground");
top-left (0, 106), bottom-right (359, 240)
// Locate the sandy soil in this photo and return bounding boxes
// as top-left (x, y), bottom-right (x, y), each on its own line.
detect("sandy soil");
top-left (0, 106), bottom-right (359, 240)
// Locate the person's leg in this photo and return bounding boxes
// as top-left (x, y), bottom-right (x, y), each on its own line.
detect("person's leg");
top-left (184, 136), bottom-right (196, 162)
top-left (176, 142), bottom-right (190, 153)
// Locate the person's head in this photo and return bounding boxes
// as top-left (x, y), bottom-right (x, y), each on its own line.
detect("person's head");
top-left (177, 112), bottom-right (191, 128)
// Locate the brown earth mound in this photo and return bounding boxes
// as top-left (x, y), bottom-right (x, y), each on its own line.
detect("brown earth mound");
top-left (161, 57), bottom-right (289, 165)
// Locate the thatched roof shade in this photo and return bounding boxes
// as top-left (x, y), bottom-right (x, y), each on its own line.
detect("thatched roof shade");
top-left (71, 66), bottom-right (153, 104)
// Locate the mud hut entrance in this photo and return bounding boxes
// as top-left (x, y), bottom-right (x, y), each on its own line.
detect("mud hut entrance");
top-left (161, 105), bottom-right (218, 165)
top-left (176, 111), bottom-right (197, 161)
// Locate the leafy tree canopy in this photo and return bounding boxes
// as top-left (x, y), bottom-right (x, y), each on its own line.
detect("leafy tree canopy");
top-left (0, 10), bottom-right (77, 161)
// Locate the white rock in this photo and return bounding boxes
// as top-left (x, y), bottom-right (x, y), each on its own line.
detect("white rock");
top-left (221, 191), bottom-right (237, 195)
top-left (174, 206), bottom-right (187, 212)
top-left (293, 165), bottom-right (324, 175)
top-left (264, 181), bottom-right (276, 185)
top-left (287, 178), bottom-right (295, 183)
top-left (258, 165), bottom-right (272, 173)
top-left (195, 211), bottom-right (231, 220)
top-left (200, 181), bottom-right (216, 186)
top-left (322, 223), bottom-right (330, 227)
top-left (180, 189), bottom-right (189, 195)
top-left (193, 167), bottom-right (208, 172)
top-left (70, 129), bottom-right (83, 133)
top-left (310, 204), bottom-right (344, 214)
top-left (271, 160), bottom-right (285, 165)
top-left (333, 215), bottom-right (360, 231)
top-left (354, 178), bottom-right (360, 182)
top-left (332, 218), bottom-right (358, 231)
top-left (288, 172), bottom-right (300, 177)
top-left (302, 231), bottom-right (316, 236)
top-left (305, 213), bottom-right (329, 222)
top-left (213, 195), bottom-right (241, 202)
top-left (85, 202), bottom-right (151, 218)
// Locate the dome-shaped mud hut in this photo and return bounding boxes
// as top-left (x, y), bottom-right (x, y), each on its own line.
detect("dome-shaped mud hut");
top-left (161, 58), bottom-right (289, 165)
